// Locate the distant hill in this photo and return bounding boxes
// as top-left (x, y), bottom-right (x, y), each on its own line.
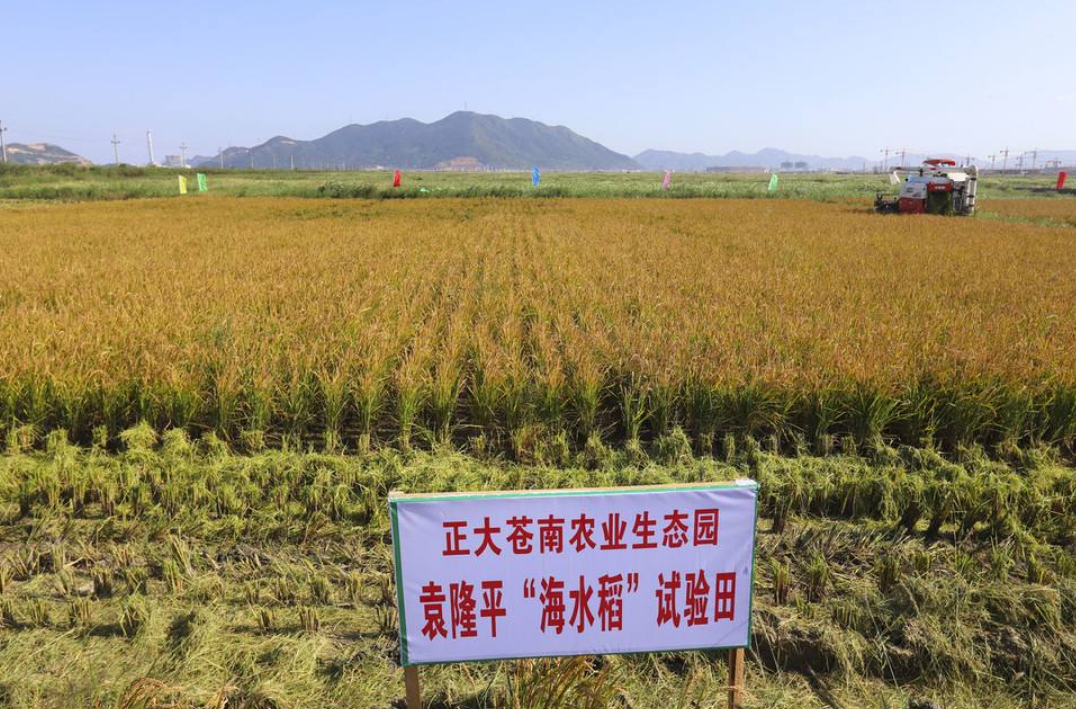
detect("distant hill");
top-left (637, 148), bottom-right (1076, 172)
top-left (635, 148), bottom-right (868, 172)
top-left (198, 112), bottom-right (640, 171)
top-left (4, 143), bottom-right (91, 166)
top-left (1037, 150), bottom-right (1076, 168)
top-left (897, 150), bottom-right (1076, 171)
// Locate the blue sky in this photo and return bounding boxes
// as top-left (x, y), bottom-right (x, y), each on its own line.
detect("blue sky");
top-left (5, 0), bottom-right (1074, 164)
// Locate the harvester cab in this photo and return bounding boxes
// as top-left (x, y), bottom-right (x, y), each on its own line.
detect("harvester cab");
top-left (874, 159), bottom-right (978, 216)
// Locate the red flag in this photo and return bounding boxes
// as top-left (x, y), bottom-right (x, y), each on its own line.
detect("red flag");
top-left (1058, 172), bottom-right (1068, 190)
top-left (393, 169), bottom-right (402, 188)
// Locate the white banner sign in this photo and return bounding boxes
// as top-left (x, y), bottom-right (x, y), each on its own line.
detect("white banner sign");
top-left (390, 481), bottom-right (759, 665)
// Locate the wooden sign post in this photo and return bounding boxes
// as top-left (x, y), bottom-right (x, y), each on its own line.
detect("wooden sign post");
top-left (390, 481), bottom-right (759, 709)
top-left (728, 646), bottom-right (745, 709)
top-left (404, 666), bottom-right (421, 709)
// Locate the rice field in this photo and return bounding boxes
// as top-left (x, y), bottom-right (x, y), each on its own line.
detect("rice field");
top-left (0, 435), bottom-right (1073, 708)
top-left (981, 198), bottom-right (1076, 227)
top-left (3, 191), bottom-right (1076, 709)
top-left (3, 196), bottom-right (1076, 454)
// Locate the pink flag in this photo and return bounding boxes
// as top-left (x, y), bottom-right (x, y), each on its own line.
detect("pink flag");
top-left (662, 171), bottom-right (671, 190)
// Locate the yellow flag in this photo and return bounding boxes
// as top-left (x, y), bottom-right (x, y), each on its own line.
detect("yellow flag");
top-left (178, 175), bottom-right (188, 195)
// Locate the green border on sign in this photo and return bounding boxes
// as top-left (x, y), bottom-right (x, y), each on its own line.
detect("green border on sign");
top-left (388, 480), bottom-right (759, 667)
top-left (389, 498), bottom-right (410, 666)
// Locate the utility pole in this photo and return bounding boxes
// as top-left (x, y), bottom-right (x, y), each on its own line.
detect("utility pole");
top-left (179, 142), bottom-right (188, 168)
top-left (272, 154), bottom-right (277, 170)
top-left (290, 155), bottom-right (295, 171)
top-left (987, 154), bottom-right (997, 170)
top-left (898, 148), bottom-right (906, 168)
top-left (1000, 148), bottom-right (1010, 172)
top-left (146, 130), bottom-right (156, 166)
top-left (1015, 155), bottom-right (1024, 171)
top-left (249, 153), bottom-right (254, 170)
top-left (1030, 148), bottom-right (1038, 171)
top-left (965, 155), bottom-right (974, 167)
top-left (880, 147), bottom-right (891, 171)
top-left (111, 134), bottom-right (121, 165)
top-left (218, 147), bottom-right (224, 169)
top-left (0, 121), bottom-right (8, 164)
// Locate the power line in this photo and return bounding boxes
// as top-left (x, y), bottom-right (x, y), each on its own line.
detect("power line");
top-left (111, 134), bottom-right (121, 165)
top-left (1000, 148), bottom-right (1010, 171)
top-left (179, 142), bottom-right (188, 168)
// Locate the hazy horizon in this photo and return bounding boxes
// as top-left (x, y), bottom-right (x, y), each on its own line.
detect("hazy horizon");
top-left (6, 0), bottom-right (1075, 164)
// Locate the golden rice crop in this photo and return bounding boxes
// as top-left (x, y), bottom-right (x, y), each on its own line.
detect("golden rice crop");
top-left (2, 196), bottom-right (1076, 451)
top-left (981, 198), bottom-right (1076, 225)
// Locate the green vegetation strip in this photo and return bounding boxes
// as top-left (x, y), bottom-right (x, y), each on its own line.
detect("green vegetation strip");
top-left (0, 163), bottom-right (1069, 202)
top-left (0, 427), bottom-right (1074, 708)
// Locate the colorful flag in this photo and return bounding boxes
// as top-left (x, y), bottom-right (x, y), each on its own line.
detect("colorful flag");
top-left (178, 175), bottom-right (187, 195)
top-left (1058, 172), bottom-right (1068, 190)
top-left (532, 166), bottom-right (541, 188)
top-left (768, 173), bottom-right (779, 192)
top-left (662, 171), bottom-right (672, 190)
top-left (393, 169), bottom-right (402, 188)
top-left (196, 173), bottom-right (208, 192)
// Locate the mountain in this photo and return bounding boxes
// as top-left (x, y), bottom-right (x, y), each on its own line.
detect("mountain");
top-left (637, 147), bottom-right (1076, 172)
top-left (635, 148), bottom-right (869, 172)
top-left (197, 112), bottom-right (640, 171)
top-left (4, 142), bottom-right (92, 166)
top-left (1037, 150), bottom-right (1076, 167)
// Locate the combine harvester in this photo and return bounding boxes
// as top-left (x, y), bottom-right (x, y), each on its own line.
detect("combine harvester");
top-left (875, 159), bottom-right (979, 215)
